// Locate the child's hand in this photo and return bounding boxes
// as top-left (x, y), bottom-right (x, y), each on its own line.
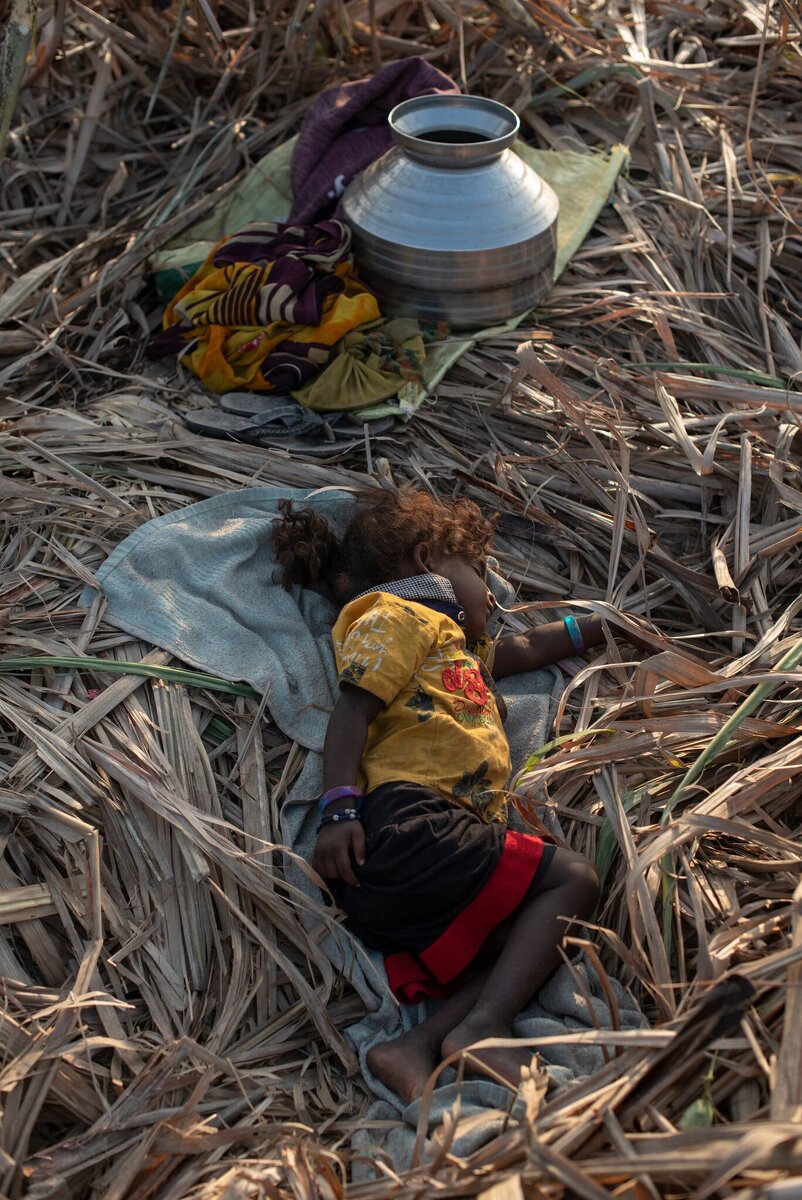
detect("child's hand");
top-left (313, 820), bottom-right (366, 887)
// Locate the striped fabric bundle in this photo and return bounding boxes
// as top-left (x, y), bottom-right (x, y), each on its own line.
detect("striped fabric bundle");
top-left (148, 220), bottom-right (380, 393)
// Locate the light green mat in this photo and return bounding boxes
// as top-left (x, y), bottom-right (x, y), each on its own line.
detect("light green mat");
top-left (150, 139), bottom-right (628, 419)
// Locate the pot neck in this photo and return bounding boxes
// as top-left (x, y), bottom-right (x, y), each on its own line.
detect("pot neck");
top-left (388, 95), bottom-right (519, 169)
top-left (391, 130), bottom-right (513, 167)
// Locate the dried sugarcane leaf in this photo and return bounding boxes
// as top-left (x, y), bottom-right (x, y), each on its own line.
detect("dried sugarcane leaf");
top-left (1, 1), bottom-right (801, 1195)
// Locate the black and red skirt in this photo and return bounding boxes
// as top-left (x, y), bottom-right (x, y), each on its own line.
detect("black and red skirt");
top-left (331, 782), bottom-right (554, 1003)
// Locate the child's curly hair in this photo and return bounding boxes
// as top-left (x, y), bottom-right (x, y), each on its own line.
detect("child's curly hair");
top-left (273, 485), bottom-right (496, 603)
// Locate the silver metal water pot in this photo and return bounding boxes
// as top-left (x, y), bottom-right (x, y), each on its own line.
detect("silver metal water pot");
top-left (341, 94), bottom-right (559, 329)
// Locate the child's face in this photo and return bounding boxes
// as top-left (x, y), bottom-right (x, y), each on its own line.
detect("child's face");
top-left (429, 552), bottom-right (494, 641)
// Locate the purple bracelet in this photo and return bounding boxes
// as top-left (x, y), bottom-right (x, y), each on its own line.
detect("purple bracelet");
top-left (318, 785), bottom-right (364, 815)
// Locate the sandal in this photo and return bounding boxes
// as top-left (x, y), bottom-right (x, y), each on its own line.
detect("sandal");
top-left (182, 406), bottom-right (395, 457)
top-left (219, 391), bottom-right (300, 419)
top-left (219, 391), bottom-right (396, 435)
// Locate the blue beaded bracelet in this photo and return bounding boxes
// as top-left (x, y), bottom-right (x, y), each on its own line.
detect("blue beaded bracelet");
top-left (316, 807), bottom-right (362, 834)
top-left (563, 615), bottom-right (586, 653)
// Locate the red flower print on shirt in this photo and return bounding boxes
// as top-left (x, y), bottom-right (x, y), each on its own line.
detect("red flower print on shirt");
top-left (441, 661), bottom-right (488, 707)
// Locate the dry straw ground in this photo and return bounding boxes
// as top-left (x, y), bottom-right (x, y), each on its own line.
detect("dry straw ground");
top-left (1, 0), bottom-right (801, 1197)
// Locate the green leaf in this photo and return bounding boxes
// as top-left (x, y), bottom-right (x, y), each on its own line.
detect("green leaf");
top-left (595, 787), bottom-right (639, 886)
top-left (519, 727), bottom-right (616, 775)
top-left (629, 361), bottom-right (792, 388)
top-left (0, 656), bottom-right (260, 699)
top-left (203, 718), bottom-right (235, 745)
top-left (678, 1095), bottom-right (715, 1129)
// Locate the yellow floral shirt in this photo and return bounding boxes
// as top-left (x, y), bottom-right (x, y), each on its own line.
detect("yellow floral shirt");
top-left (332, 592), bottom-right (511, 823)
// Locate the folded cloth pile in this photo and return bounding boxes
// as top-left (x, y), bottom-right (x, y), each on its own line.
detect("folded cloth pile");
top-left (293, 317), bottom-right (427, 411)
top-left (289, 57), bottom-right (458, 225)
top-left (147, 220), bottom-right (379, 394)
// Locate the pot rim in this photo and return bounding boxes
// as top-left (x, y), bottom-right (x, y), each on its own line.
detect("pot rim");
top-left (388, 94), bottom-right (519, 166)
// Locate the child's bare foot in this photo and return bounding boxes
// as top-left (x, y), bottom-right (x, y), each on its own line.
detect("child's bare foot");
top-left (366, 1029), bottom-right (440, 1106)
top-left (442, 1019), bottom-right (531, 1092)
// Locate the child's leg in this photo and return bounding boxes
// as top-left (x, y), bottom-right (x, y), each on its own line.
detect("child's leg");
top-left (367, 971), bottom-right (489, 1105)
top-left (368, 848), bottom-right (598, 1101)
top-left (441, 848), bottom-right (599, 1083)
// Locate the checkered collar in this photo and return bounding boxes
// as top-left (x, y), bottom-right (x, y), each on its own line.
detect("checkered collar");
top-left (351, 574), bottom-right (459, 607)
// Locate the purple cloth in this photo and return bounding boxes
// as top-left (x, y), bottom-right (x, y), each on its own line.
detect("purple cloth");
top-left (289, 58), bottom-right (458, 225)
top-left (213, 220), bottom-right (350, 270)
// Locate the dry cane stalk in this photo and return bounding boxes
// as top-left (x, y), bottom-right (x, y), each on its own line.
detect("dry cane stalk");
top-left (0, 0), bottom-right (36, 161)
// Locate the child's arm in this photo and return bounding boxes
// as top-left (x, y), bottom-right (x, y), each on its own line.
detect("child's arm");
top-left (492, 614), bottom-right (653, 679)
top-left (313, 683), bottom-right (384, 886)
